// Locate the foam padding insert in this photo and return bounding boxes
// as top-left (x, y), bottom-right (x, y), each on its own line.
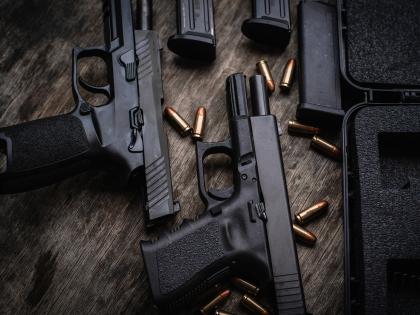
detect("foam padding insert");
top-left (346, 0), bottom-right (420, 86)
top-left (351, 105), bottom-right (420, 314)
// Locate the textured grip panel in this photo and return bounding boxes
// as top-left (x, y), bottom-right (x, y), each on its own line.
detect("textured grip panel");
top-left (274, 274), bottom-right (306, 314)
top-left (1, 114), bottom-right (89, 172)
top-left (156, 221), bottom-right (223, 294)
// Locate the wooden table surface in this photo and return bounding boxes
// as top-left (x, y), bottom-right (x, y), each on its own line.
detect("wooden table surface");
top-left (0, 0), bottom-right (342, 314)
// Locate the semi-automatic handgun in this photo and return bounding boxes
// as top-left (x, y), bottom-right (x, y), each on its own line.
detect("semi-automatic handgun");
top-left (0, 0), bottom-right (179, 224)
top-left (141, 73), bottom-right (307, 314)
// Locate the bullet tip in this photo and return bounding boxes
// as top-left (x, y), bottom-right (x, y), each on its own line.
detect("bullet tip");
top-left (267, 80), bottom-right (276, 93)
top-left (220, 290), bottom-right (231, 298)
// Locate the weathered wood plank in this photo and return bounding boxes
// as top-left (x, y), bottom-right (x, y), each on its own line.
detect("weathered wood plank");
top-left (0, 0), bottom-right (343, 314)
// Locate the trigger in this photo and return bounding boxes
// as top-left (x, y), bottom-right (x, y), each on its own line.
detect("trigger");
top-left (208, 187), bottom-right (234, 200)
top-left (79, 77), bottom-right (111, 98)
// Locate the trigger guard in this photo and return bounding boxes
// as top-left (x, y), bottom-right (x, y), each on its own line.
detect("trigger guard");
top-left (196, 138), bottom-right (233, 209)
top-left (78, 77), bottom-right (111, 98)
top-left (73, 46), bottom-right (108, 59)
top-left (72, 46), bottom-right (110, 112)
top-left (208, 187), bottom-right (234, 200)
top-left (196, 138), bottom-right (233, 158)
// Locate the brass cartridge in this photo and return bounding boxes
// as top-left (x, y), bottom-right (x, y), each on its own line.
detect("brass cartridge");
top-left (192, 106), bottom-right (206, 141)
top-left (279, 58), bottom-right (296, 93)
top-left (200, 289), bottom-right (231, 315)
top-left (288, 120), bottom-right (320, 136)
top-left (256, 60), bottom-right (275, 94)
top-left (164, 106), bottom-right (192, 136)
top-left (215, 310), bottom-right (234, 315)
top-left (232, 277), bottom-right (260, 296)
top-left (311, 136), bottom-right (342, 160)
top-left (293, 224), bottom-right (317, 246)
top-left (295, 200), bottom-right (329, 225)
top-left (241, 295), bottom-right (270, 315)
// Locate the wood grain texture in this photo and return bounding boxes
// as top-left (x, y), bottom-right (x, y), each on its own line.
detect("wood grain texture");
top-left (0, 0), bottom-right (343, 314)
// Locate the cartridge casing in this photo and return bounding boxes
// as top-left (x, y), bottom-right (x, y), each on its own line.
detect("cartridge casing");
top-left (288, 120), bottom-right (320, 136)
top-left (293, 224), bottom-right (317, 246)
top-left (311, 136), bottom-right (342, 160)
top-left (295, 200), bottom-right (329, 225)
top-left (215, 310), bottom-right (234, 315)
top-left (232, 277), bottom-right (260, 296)
top-left (192, 106), bottom-right (206, 141)
top-left (164, 106), bottom-right (192, 137)
top-left (280, 58), bottom-right (296, 93)
top-left (256, 60), bottom-right (275, 94)
top-left (200, 289), bottom-right (231, 315)
top-left (241, 295), bottom-right (270, 315)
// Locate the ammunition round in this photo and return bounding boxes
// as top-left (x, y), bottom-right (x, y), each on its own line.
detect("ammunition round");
top-left (311, 136), bottom-right (342, 160)
top-left (288, 120), bottom-right (321, 136)
top-left (256, 60), bottom-right (275, 94)
top-left (164, 106), bottom-right (192, 137)
top-left (200, 289), bottom-right (231, 315)
top-left (293, 224), bottom-right (317, 246)
top-left (240, 294), bottom-right (270, 315)
top-left (215, 310), bottom-right (234, 315)
top-left (232, 277), bottom-right (260, 296)
top-left (280, 58), bottom-right (296, 93)
top-left (192, 106), bottom-right (206, 141)
top-left (295, 200), bottom-right (329, 225)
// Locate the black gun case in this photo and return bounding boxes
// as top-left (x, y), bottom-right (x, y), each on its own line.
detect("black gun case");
top-left (313, 0), bottom-right (420, 313)
top-left (298, 0), bottom-right (420, 313)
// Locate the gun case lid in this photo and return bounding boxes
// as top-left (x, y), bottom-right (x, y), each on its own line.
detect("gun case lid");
top-left (339, 1), bottom-right (420, 314)
top-left (297, 0), bottom-right (420, 125)
top-left (338, 0), bottom-right (420, 91)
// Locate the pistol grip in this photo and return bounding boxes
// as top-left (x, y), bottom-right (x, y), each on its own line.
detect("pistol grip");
top-left (0, 114), bottom-right (93, 193)
top-left (140, 210), bottom-right (272, 311)
top-left (195, 139), bottom-right (233, 209)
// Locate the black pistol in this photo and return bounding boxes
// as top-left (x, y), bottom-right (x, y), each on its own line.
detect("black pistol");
top-left (0, 0), bottom-right (179, 224)
top-left (141, 73), bottom-right (307, 313)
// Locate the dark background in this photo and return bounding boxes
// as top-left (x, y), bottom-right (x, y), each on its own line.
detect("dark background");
top-left (0, 0), bottom-right (342, 314)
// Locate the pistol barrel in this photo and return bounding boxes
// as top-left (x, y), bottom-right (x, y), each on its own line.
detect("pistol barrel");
top-left (226, 74), bottom-right (249, 118)
top-left (250, 75), bottom-right (270, 116)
